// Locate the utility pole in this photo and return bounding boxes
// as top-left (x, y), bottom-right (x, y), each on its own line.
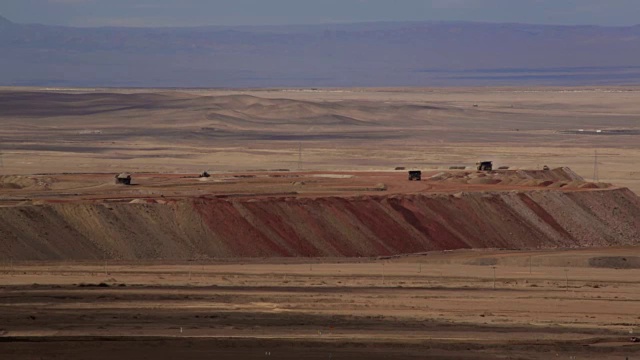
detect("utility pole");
top-left (298, 142), bottom-right (303, 170)
top-left (492, 266), bottom-right (497, 290)
top-left (593, 149), bottom-right (597, 182)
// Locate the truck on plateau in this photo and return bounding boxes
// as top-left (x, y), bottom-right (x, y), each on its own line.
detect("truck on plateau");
top-left (408, 170), bottom-right (422, 181)
top-left (114, 173), bottom-right (132, 185)
top-left (476, 161), bottom-right (493, 171)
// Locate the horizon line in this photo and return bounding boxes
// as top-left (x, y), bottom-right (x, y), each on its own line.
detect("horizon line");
top-left (1, 15), bottom-right (639, 30)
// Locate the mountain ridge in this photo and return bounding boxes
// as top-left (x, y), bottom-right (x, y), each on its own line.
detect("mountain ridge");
top-left (1, 18), bottom-right (640, 87)
top-left (0, 15), bottom-right (14, 25)
top-left (2, 15), bottom-right (640, 30)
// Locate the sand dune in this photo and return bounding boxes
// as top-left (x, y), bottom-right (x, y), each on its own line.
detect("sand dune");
top-left (0, 91), bottom-right (441, 126)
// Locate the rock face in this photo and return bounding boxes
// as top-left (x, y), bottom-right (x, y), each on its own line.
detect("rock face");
top-left (1, 188), bottom-right (639, 260)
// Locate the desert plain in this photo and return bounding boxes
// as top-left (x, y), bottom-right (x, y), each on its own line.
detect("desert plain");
top-left (1, 86), bottom-right (640, 359)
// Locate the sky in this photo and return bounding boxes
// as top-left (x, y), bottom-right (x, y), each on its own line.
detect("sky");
top-left (1, 0), bottom-right (640, 27)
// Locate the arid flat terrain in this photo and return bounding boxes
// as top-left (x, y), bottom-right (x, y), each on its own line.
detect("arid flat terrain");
top-left (2, 248), bottom-right (640, 359)
top-left (1, 87), bottom-right (639, 359)
top-left (1, 87), bottom-right (639, 193)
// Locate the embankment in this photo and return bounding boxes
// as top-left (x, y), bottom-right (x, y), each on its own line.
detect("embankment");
top-left (1, 188), bottom-right (639, 260)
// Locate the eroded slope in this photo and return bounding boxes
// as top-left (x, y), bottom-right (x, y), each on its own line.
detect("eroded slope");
top-left (1, 187), bottom-right (638, 260)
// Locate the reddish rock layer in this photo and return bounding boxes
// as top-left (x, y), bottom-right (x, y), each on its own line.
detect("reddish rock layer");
top-left (1, 188), bottom-right (639, 260)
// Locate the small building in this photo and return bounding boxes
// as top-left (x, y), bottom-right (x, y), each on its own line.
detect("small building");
top-left (114, 173), bottom-right (132, 185)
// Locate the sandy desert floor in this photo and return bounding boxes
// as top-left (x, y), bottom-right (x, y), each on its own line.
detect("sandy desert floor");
top-left (2, 248), bottom-right (640, 359)
top-left (0, 86), bottom-right (639, 194)
top-left (1, 87), bottom-right (639, 359)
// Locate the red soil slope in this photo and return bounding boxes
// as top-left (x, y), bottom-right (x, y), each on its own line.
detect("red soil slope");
top-left (1, 187), bottom-right (639, 260)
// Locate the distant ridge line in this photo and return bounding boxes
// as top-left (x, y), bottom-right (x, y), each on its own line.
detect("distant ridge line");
top-left (2, 19), bottom-right (640, 87)
top-left (0, 15), bottom-right (14, 25)
top-left (1, 16), bottom-right (640, 30)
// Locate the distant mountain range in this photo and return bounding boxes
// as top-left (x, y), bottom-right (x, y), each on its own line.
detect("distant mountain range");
top-left (1, 15), bottom-right (640, 87)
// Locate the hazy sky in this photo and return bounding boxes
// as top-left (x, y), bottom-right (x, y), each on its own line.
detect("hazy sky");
top-left (2, 0), bottom-right (640, 27)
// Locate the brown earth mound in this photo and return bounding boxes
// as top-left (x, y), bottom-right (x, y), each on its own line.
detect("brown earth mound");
top-left (588, 256), bottom-right (640, 269)
top-left (1, 188), bottom-right (639, 261)
top-left (466, 257), bottom-right (499, 266)
top-left (0, 176), bottom-right (36, 189)
top-left (430, 167), bottom-right (607, 189)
